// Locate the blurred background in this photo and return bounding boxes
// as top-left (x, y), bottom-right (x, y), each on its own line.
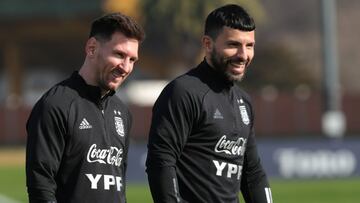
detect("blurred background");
top-left (0, 0), bottom-right (359, 202)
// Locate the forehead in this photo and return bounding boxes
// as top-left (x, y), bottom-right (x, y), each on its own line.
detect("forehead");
top-left (102, 32), bottom-right (139, 53)
top-left (216, 26), bottom-right (255, 42)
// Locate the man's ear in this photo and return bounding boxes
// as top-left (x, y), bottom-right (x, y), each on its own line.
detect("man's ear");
top-left (202, 35), bottom-right (213, 52)
top-left (85, 37), bottom-right (98, 58)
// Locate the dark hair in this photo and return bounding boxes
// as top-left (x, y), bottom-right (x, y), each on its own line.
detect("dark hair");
top-left (89, 12), bottom-right (145, 43)
top-left (205, 4), bottom-right (255, 39)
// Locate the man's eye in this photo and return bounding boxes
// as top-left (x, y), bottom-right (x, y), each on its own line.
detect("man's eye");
top-left (247, 43), bottom-right (255, 48)
top-left (228, 43), bottom-right (239, 47)
top-left (116, 53), bottom-right (125, 58)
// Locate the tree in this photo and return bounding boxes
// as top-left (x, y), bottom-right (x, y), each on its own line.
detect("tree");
top-left (242, 44), bottom-right (316, 92)
top-left (102, 0), bottom-right (141, 20)
top-left (102, 0), bottom-right (316, 91)
top-left (139, 0), bottom-right (265, 77)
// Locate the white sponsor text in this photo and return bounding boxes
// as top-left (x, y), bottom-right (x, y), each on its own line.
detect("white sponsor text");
top-left (86, 174), bottom-right (123, 191)
top-left (86, 144), bottom-right (123, 166)
top-left (215, 135), bottom-right (246, 156)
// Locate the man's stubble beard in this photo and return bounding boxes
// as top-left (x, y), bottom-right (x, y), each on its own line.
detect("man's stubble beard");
top-left (209, 48), bottom-right (246, 83)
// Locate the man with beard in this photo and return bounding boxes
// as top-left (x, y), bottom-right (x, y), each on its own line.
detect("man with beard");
top-left (26, 13), bottom-right (144, 202)
top-left (146, 4), bottom-right (272, 203)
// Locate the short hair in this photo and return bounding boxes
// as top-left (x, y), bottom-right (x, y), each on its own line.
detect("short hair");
top-left (204, 4), bottom-right (255, 39)
top-left (89, 12), bottom-right (145, 43)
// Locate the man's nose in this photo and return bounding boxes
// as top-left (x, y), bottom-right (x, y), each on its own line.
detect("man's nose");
top-left (236, 46), bottom-right (247, 59)
top-left (118, 59), bottom-right (131, 74)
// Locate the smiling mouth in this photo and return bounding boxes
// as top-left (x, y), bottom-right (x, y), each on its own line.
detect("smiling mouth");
top-left (112, 69), bottom-right (126, 79)
top-left (230, 62), bottom-right (245, 67)
top-left (228, 62), bottom-right (246, 75)
top-left (229, 61), bottom-right (246, 70)
top-left (228, 57), bottom-right (246, 67)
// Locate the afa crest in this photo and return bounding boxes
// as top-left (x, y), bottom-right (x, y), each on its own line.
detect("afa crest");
top-left (237, 98), bottom-right (250, 125)
top-left (239, 105), bottom-right (250, 125)
top-left (114, 110), bottom-right (125, 137)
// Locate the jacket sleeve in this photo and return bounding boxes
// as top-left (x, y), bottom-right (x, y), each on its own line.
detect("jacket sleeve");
top-left (26, 97), bottom-right (67, 203)
top-left (240, 127), bottom-right (272, 203)
top-left (123, 108), bottom-right (132, 203)
top-left (146, 81), bottom-right (196, 203)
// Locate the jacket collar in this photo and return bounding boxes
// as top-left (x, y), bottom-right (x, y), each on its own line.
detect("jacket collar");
top-left (70, 71), bottom-right (115, 104)
top-left (197, 59), bottom-right (234, 89)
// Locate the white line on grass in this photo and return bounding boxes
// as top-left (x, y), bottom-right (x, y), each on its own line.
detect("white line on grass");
top-left (0, 194), bottom-right (22, 203)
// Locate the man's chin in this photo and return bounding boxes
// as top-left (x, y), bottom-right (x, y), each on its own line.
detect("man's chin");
top-left (108, 85), bottom-right (119, 91)
top-left (109, 80), bottom-right (123, 89)
top-left (225, 72), bottom-right (244, 82)
top-left (101, 83), bottom-right (119, 93)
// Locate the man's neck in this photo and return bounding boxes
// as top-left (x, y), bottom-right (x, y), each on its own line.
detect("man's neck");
top-left (79, 64), bottom-right (97, 86)
top-left (204, 57), bottom-right (215, 70)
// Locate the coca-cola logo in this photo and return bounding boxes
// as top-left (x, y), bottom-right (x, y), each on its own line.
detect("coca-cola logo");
top-left (214, 135), bottom-right (247, 156)
top-left (86, 144), bottom-right (123, 167)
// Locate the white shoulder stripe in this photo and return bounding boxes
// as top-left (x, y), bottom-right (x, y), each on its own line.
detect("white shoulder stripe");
top-left (265, 187), bottom-right (273, 203)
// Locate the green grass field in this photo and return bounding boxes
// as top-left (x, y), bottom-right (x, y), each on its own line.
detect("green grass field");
top-left (0, 165), bottom-right (359, 203)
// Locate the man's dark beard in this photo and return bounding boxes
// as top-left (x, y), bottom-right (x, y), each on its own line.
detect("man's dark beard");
top-left (209, 49), bottom-right (245, 82)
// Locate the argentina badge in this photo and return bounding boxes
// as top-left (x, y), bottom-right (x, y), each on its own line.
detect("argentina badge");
top-left (237, 99), bottom-right (250, 125)
top-left (114, 110), bottom-right (125, 137)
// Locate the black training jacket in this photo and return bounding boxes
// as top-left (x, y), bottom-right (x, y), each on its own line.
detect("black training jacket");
top-left (26, 72), bottom-right (131, 203)
top-left (146, 60), bottom-right (272, 203)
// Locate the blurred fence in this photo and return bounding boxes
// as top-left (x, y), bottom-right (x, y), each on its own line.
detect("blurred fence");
top-left (0, 91), bottom-right (359, 145)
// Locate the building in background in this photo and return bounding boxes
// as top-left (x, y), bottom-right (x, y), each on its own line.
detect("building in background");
top-left (0, 0), bottom-right (359, 145)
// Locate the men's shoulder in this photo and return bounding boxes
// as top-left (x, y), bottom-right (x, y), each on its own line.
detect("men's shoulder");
top-left (151, 72), bottom-right (202, 110)
top-left (27, 79), bottom-right (78, 128)
top-left (169, 68), bottom-right (209, 94)
top-left (35, 78), bottom-right (79, 110)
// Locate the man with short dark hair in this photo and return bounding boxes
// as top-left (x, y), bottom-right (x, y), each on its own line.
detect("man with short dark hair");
top-left (146, 4), bottom-right (272, 203)
top-left (26, 13), bottom-right (144, 203)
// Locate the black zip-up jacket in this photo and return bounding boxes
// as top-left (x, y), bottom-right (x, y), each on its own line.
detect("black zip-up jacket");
top-left (146, 60), bottom-right (272, 203)
top-left (26, 72), bottom-right (131, 203)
